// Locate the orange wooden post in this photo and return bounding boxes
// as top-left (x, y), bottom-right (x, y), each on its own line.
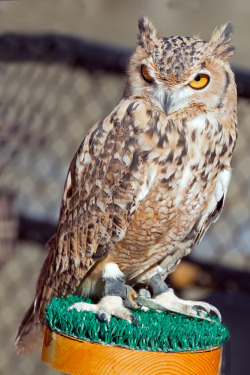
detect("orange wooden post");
top-left (41, 325), bottom-right (222, 375)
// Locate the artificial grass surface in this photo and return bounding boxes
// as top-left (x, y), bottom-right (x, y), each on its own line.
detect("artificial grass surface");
top-left (46, 295), bottom-right (229, 353)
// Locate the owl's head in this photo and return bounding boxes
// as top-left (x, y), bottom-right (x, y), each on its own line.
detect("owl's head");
top-left (126, 17), bottom-right (236, 116)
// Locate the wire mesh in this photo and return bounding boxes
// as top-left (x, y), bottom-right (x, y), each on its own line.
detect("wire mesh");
top-left (0, 61), bottom-right (124, 222)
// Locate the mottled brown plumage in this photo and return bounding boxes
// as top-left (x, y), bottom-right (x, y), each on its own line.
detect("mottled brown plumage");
top-left (16, 17), bottom-right (237, 355)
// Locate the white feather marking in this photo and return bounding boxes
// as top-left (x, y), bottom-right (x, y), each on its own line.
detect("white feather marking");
top-left (174, 166), bottom-right (192, 205)
top-left (104, 188), bottom-right (112, 197)
top-left (133, 171), bottom-right (142, 180)
top-left (97, 199), bottom-right (105, 212)
top-left (135, 265), bottom-right (163, 284)
top-left (114, 200), bottom-right (127, 210)
top-left (84, 152), bottom-right (92, 164)
top-left (214, 168), bottom-right (231, 202)
top-left (102, 263), bottom-right (124, 279)
top-left (63, 172), bottom-right (72, 201)
top-left (114, 152), bottom-right (122, 161)
top-left (188, 113), bottom-right (218, 132)
top-left (201, 168), bottom-right (231, 223)
top-left (136, 166), bottom-right (158, 204)
top-left (188, 115), bottom-right (207, 130)
top-left (123, 155), bottom-right (131, 167)
top-left (96, 179), bottom-right (102, 189)
top-left (85, 182), bottom-right (90, 195)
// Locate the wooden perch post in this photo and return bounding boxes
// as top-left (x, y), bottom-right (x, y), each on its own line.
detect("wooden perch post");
top-left (41, 325), bottom-right (222, 375)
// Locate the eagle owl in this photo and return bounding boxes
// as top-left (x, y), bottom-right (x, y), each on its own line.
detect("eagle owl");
top-left (16, 17), bottom-right (237, 355)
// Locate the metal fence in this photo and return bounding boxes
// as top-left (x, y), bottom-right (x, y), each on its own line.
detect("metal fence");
top-left (0, 33), bottom-right (250, 375)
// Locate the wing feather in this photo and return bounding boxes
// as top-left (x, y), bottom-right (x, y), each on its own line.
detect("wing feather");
top-left (34, 100), bottom-right (149, 321)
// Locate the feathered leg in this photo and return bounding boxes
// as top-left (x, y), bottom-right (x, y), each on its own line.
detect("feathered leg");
top-left (148, 271), bottom-right (221, 320)
top-left (68, 263), bottom-right (137, 324)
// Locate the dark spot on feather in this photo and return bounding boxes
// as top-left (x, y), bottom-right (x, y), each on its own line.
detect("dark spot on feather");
top-left (191, 163), bottom-right (199, 171)
top-left (86, 236), bottom-right (92, 245)
top-left (113, 215), bottom-right (122, 227)
top-left (161, 173), bottom-right (175, 184)
top-left (146, 128), bottom-right (154, 138)
top-left (66, 186), bottom-right (72, 199)
top-left (177, 131), bottom-right (185, 147)
top-left (220, 144), bottom-right (227, 156)
top-left (126, 202), bottom-right (132, 211)
top-left (205, 119), bottom-right (210, 130)
top-left (130, 151), bottom-right (140, 171)
top-left (127, 102), bottom-right (136, 117)
top-left (166, 151), bottom-right (174, 163)
top-left (191, 130), bottom-right (196, 142)
top-left (200, 170), bottom-right (207, 181)
top-left (181, 146), bottom-right (187, 158)
top-left (189, 177), bottom-right (197, 188)
top-left (125, 137), bottom-right (135, 148)
top-left (138, 18), bottom-right (146, 32)
top-left (176, 156), bottom-right (183, 165)
top-left (157, 135), bottom-right (168, 148)
top-left (110, 111), bottom-right (117, 123)
top-left (89, 120), bottom-right (104, 152)
top-left (209, 151), bottom-right (216, 163)
top-left (93, 244), bottom-right (110, 260)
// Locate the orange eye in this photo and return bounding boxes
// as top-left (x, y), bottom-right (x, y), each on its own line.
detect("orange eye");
top-left (189, 74), bottom-right (210, 89)
top-left (141, 65), bottom-right (154, 84)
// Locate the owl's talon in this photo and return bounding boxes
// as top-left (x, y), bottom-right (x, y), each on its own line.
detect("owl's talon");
top-left (149, 288), bottom-right (222, 322)
top-left (190, 302), bottom-right (221, 321)
top-left (131, 314), bottom-right (138, 326)
top-left (193, 304), bottom-right (208, 312)
top-left (192, 304), bottom-right (210, 317)
top-left (68, 295), bottom-right (134, 324)
top-left (98, 310), bottom-right (110, 324)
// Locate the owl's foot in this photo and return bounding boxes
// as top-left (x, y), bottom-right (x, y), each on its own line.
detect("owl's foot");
top-left (68, 262), bottom-right (137, 324)
top-left (153, 289), bottom-right (221, 321)
top-left (139, 272), bottom-right (221, 322)
top-left (68, 295), bottom-right (137, 324)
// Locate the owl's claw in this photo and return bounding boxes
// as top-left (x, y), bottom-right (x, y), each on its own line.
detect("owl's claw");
top-left (154, 290), bottom-right (222, 322)
top-left (98, 310), bottom-right (110, 325)
top-left (68, 295), bottom-right (137, 325)
top-left (131, 287), bottom-right (221, 322)
top-left (192, 303), bottom-right (221, 321)
top-left (131, 314), bottom-right (138, 326)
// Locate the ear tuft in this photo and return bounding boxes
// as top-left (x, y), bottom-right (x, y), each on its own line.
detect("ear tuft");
top-left (209, 23), bottom-right (235, 61)
top-left (137, 16), bottom-right (158, 54)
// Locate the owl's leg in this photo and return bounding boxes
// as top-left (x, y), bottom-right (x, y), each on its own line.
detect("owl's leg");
top-left (148, 272), bottom-right (221, 321)
top-left (68, 263), bottom-right (137, 324)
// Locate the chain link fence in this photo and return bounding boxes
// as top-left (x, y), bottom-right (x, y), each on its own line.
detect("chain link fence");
top-left (0, 33), bottom-right (249, 374)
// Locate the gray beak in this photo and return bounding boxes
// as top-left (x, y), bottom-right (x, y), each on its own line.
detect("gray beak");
top-left (164, 93), bottom-right (173, 115)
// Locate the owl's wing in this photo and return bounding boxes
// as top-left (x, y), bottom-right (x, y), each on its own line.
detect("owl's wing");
top-left (35, 100), bottom-right (151, 320)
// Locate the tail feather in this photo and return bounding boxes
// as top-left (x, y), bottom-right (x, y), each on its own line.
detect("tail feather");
top-left (16, 234), bottom-right (57, 356)
top-left (15, 301), bottom-right (44, 355)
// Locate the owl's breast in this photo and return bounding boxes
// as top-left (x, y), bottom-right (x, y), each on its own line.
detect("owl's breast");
top-left (109, 111), bottom-right (234, 279)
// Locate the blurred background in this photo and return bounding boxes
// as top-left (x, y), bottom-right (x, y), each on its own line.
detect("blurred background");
top-left (0, 1), bottom-right (249, 374)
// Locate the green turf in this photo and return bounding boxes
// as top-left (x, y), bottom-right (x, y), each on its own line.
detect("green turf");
top-left (45, 295), bottom-right (229, 353)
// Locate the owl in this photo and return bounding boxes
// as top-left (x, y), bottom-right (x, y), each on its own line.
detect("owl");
top-left (16, 17), bottom-right (237, 355)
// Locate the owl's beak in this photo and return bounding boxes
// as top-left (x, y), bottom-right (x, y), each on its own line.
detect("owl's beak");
top-left (164, 93), bottom-right (173, 115)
